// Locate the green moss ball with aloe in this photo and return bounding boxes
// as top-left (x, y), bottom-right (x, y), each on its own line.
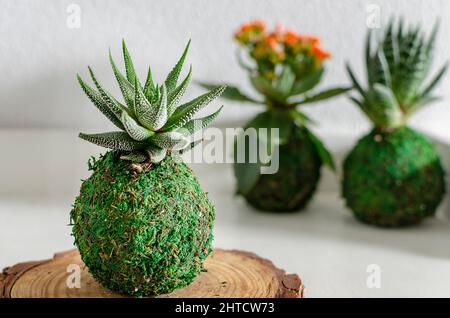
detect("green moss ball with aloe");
top-left (71, 40), bottom-right (225, 296)
top-left (344, 18), bottom-right (447, 227)
top-left (71, 152), bottom-right (214, 296)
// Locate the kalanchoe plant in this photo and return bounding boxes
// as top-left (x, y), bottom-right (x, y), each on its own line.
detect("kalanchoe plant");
top-left (343, 18), bottom-right (447, 227)
top-left (202, 20), bottom-right (349, 212)
top-left (78, 40), bottom-right (225, 163)
top-left (71, 41), bottom-right (224, 297)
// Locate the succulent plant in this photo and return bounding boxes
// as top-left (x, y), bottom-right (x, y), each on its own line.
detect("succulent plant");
top-left (346, 18), bottom-right (447, 130)
top-left (343, 18), bottom-right (446, 227)
top-left (78, 40), bottom-right (225, 163)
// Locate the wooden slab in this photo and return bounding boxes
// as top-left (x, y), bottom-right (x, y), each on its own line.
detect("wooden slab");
top-left (0, 249), bottom-right (304, 298)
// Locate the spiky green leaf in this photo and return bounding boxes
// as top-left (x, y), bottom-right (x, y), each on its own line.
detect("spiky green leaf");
top-left (168, 65), bottom-right (192, 115)
top-left (143, 66), bottom-right (156, 101)
top-left (146, 145), bottom-right (166, 163)
top-left (293, 87), bottom-right (351, 106)
top-left (165, 40), bottom-right (190, 92)
top-left (120, 112), bottom-right (153, 141)
top-left (383, 17), bottom-right (399, 72)
top-left (163, 85), bottom-right (225, 130)
top-left (419, 63), bottom-right (448, 99)
top-left (367, 84), bottom-right (403, 128)
top-left (412, 95), bottom-right (441, 112)
top-left (134, 78), bottom-right (158, 130)
top-left (349, 96), bottom-right (364, 108)
top-left (372, 48), bottom-right (392, 87)
top-left (77, 74), bottom-right (125, 130)
top-left (179, 106), bottom-right (223, 136)
top-left (346, 64), bottom-right (366, 97)
top-left (392, 27), bottom-right (423, 101)
top-left (198, 82), bottom-right (262, 104)
top-left (120, 151), bottom-right (147, 163)
top-left (79, 132), bottom-right (145, 151)
top-left (426, 20), bottom-right (440, 55)
top-left (365, 30), bottom-right (373, 85)
top-left (151, 131), bottom-right (189, 150)
top-left (109, 50), bottom-right (135, 112)
top-left (88, 67), bottom-right (126, 118)
top-left (122, 40), bottom-right (138, 85)
top-left (178, 139), bottom-right (203, 154)
top-left (152, 84), bottom-right (168, 131)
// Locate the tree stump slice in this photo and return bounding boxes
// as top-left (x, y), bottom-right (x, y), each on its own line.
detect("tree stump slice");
top-left (0, 249), bottom-right (304, 298)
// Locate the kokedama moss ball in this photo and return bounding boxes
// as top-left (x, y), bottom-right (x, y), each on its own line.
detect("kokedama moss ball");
top-left (70, 151), bottom-right (215, 296)
top-left (239, 126), bottom-right (322, 212)
top-left (342, 127), bottom-right (445, 227)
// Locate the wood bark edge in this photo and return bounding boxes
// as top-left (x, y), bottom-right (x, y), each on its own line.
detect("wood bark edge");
top-left (1, 249), bottom-right (304, 298)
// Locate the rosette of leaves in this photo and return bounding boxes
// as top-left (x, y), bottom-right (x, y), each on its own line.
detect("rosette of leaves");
top-left (343, 18), bottom-right (447, 226)
top-left (78, 40), bottom-right (225, 163)
top-left (200, 21), bottom-right (349, 211)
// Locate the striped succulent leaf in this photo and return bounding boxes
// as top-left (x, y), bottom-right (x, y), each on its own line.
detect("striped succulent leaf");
top-left (120, 151), bottom-right (148, 163)
top-left (78, 41), bottom-right (224, 163)
top-left (165, 40), bottom-right (191, 92)
top-left (79, 132), bottom-right (146, 151)
top-left (168, 65), bottom-right (192, 116)
top-left (179, 106), bottom-right (223, 136)
top-left (145, 145), bottom-right (166, 163)
top-left (151, 131), bottom-right (189, 150)
top-left (163, 85), bottom-right (226, 130)
top-left (143, 66), bottom-right (156, 101)
top-left (87, 67), bottom-right (126, 119)
top-left (76, 75), bottom-right (125, 130)
top-left (347, 17), bottom-right (447, 129)
top-left (122, 40), bottom-right (138, 85)
top-left (109, 50), bottom-right (136, 112)
top-left (121, 112), bottom-right (154, 141)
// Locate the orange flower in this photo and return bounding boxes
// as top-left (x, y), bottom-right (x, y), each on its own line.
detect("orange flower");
top-left (234, 19), bottom-right (266, 44)
top-left (275, 23), bottom-right (285, 36)
top-left (299, 34), bottom-right (320, 46)
top-left (312, 45), bottom-right (331, 59)
top-left (240, 23), bottom-right (252, 33)
top-left (251, 19), bottom-right (266, 33)
top-left (264, 33), bottom-right (279, 48)
top-left (284, 30), bottom-right (299, 46)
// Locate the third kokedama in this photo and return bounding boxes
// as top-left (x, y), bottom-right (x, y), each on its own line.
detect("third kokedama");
top-left (344, 18), bottom-right (447, 227)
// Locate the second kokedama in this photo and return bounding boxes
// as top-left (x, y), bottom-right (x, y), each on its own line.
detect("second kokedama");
top-left (71, 40), bottom-right (224, 296)
top-left (202, 20), bottom-right (349, 212)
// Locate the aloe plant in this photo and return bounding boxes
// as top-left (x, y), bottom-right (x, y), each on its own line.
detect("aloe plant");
top-left (346, 20), bottom-right (447, 130)
top-left (78, 40), bottom-right (225, 163)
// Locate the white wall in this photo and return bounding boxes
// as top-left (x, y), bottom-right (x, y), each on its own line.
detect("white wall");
top-left (1, 0), bottom-right (449, 140)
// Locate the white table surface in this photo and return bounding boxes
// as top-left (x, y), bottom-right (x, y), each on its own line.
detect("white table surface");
top-left (1, 129), bottom-right (450, 297)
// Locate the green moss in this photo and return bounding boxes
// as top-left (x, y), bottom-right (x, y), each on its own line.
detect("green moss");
top-left (342, 127), bottom-right (445, 227)
top-left (241, 126), bottom-right (322, 212)
top-left (70, 151), bottom-right (215, 296)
